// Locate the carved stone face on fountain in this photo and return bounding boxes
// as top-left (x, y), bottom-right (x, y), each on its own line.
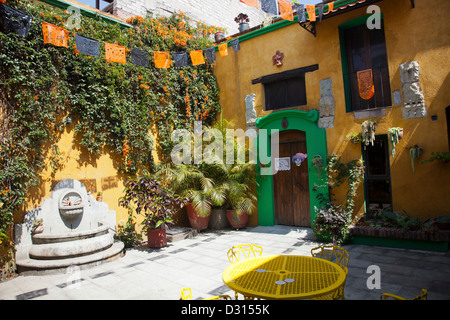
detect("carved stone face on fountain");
top-left (59, 190), bottom-right (84, 221)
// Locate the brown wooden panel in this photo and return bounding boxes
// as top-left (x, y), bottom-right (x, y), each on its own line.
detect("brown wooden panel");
top-left (291, 141), bottom-right (310, 227)
top-left (273, 142), bottom-right (293, 225)
top-left (273, 130), bottom-right (310, 227)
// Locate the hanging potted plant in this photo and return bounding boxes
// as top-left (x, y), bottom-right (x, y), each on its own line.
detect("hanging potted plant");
top-left (235, 13), bottom-right (250, 33)
top-left (119, 174), bottom-right (187, 248)
top-left (361, 120), bottom-right (377, 149)
top-left (388, 127), bottom-right (403, 158)
top-left (409, 145), bottom-right (423, 172)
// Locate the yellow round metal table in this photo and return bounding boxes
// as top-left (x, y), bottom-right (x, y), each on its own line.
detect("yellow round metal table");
top-left (222, 255), bottom-right (347, 300)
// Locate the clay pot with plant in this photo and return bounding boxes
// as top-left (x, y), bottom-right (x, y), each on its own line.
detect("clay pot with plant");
top-left (119, 174), bottom-right (187, 248)
top-left (235, 13), bottom-right (250, 33)
top-left (157, 163), bottom-right (227, 231)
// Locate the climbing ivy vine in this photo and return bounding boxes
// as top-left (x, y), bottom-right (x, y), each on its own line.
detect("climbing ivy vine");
top-left (0, 0), bottom-right (221, 245)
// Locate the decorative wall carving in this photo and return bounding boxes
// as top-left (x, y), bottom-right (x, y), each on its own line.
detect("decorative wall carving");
top-left (399, 61), bottom-right (427, 119)
top-left (318, 78), bottom-right (335, 129)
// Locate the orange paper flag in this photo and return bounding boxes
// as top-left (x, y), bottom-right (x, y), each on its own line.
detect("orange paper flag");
top-left (278, 0), bottom-right (294, 21)
top-left (190, 50), bottom-right (205, 66)
top-left (218, 43), bottom-right (228, 57)
top-left (328, 2), bottom-right (334, 12)
top-left (105, 42), bottom-right (127, 64)
top-left (153, 51), bottom-right (172, 68)
top-left (306, 5), bottom-right (316, 22)
top-left (42, 22), bottom-right (70, 48)
top-left (239, 0), bottom-right (258, 9)
top-left (357, 69), bottom-right (375, 100)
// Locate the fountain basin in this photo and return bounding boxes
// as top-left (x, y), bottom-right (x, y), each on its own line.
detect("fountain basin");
top-left (29, 231), bottom-right (113, 260)
top-left (32, 224), bottom-right (109, 244)
top-left (15, 179), bottom-right (124, 274)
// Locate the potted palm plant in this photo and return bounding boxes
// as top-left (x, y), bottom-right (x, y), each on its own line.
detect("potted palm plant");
top-left (157, 163), bottom-right (226, 231)
top-left (224, 162), bottom-right (257, 229)
top-left (119, 173), bottom-right (187, 248)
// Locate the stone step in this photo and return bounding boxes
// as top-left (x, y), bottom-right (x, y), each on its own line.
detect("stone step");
top-left (166, 227), bottom-right (198, 242)
top-left (16, 241), bottom-right (124, 275)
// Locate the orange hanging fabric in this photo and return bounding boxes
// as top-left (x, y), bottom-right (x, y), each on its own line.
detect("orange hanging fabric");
top-left (328, 2), bottom-right (334, 12)
top-left (42, 22), bottom-right (69, 48)
top-left (239, 0), bottom-right (258, 9)
top-left (218, 43), bottom-right (228, 57)
top-left (190, 50), bottom-right (205, 66)
top-left (357, 69), bottom-right (375, 100)
top-left (306, 5), bottom-right (316, 22)
top-left (278, 0), bottom-right (294, 21)
top-left (153, 51), bottom-right (172, 68)
top-left (105, 42), bottom-right (127, 64)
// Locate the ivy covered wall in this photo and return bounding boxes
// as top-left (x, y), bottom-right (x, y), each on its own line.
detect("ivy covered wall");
top-left (0, 0), bottom-right (221, 262)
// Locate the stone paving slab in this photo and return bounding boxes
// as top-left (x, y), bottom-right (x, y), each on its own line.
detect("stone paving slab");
top-left (1, 225), bottom-right (449, 300)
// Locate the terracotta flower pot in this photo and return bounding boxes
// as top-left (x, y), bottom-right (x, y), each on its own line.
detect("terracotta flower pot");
top-left (186, 203), bottom-right (210, 231)
top-left (226, 210), bottom-right (249, 229)
top-left (147, 228), bottom-right (167, 248)
top-left (214, 32), bottom-right (225, 42)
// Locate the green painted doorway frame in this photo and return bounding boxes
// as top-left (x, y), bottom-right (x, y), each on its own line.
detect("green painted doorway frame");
top-left (255, 109), bottom-right (328, 226)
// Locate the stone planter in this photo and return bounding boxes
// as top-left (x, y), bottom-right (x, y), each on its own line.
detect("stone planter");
top-left (209, 207), bottom-right (230, 230)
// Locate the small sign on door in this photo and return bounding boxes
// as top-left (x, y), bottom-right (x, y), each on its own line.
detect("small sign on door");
top-left (275, 157), bottom-right (291, 171)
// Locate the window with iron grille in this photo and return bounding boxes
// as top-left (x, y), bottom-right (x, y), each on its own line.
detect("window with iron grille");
top-left (339, 15), bottom-right (392, 112)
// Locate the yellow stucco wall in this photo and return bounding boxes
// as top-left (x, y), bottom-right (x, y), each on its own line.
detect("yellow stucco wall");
top-left (214, 0), bottom-right (450, 221)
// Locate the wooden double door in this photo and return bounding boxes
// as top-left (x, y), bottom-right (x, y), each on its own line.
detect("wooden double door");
top-left (272, 130), bottom-right (311, 227)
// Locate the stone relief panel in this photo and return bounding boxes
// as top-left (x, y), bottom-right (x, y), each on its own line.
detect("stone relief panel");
top-left (318, 78), bottom-right (335, 129)
top-left (399, 61), bottom-right (427, 119)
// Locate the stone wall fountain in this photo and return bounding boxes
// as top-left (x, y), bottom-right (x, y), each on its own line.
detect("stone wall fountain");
top-left (15, 179), bottom-right (124, 274)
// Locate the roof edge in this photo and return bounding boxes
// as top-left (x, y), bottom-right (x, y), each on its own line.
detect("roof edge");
top-left (39, 0), bottom-right (132, 28)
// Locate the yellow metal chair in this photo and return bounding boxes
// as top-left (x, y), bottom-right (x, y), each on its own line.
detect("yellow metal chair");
top-left (227, 244), bottom-right (263, 299)
top-left (380, 289), bottom-right (428, 300)
top-left (180, 287), bottom-right (192, 300)
top-left (180, 287), bottom-right (233, 300)
top-left (203, 294), bottom-right (233, 300)
top-left (310, 245), bottom-right (350, 300)
top-left (227, 244), bottom-right (263, 263)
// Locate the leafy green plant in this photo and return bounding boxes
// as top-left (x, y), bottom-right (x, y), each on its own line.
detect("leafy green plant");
top-left (115, 212), bottom-right (142, 248)
top-left (118, 174), bottom-right (187, 231)
top-left (380, 210), bottom-right (423, 232)
top-left (361, 120), bottom-right (377, 148)
top-left (421, 151), bottom-right (450, 164)
top-left (346, 131), bottom-right (363, 144)
top-left (312, 154), bottom-right (365, 244)
top-left (157, 120), bottom-right (257, 217)
top-left (388, 127), bottom-right (403, 158)
top-left (313, 203), bottom-right (352, 245)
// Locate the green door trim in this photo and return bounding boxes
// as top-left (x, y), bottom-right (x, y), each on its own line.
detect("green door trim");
top-left (255, 109), bottom-right (328, 226)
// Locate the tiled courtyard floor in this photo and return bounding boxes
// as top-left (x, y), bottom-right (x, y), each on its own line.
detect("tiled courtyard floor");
top-left (1, 225), bottom-right (449, 300)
